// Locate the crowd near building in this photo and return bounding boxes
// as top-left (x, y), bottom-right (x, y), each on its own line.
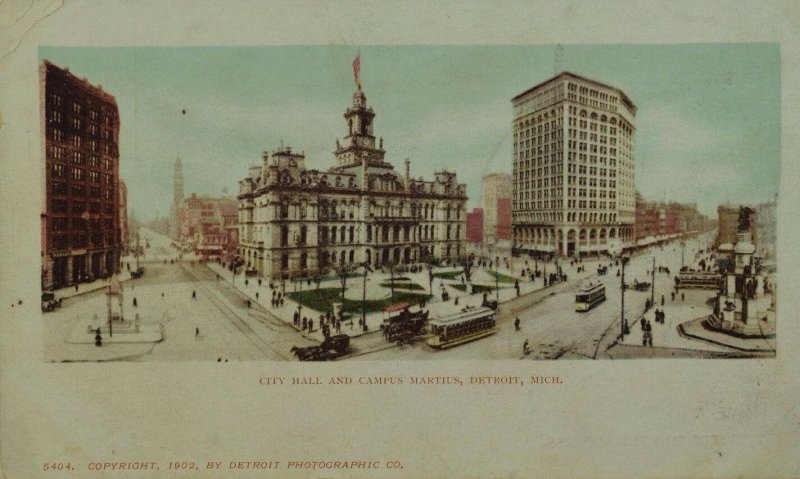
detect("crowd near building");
top-left (41, 60), bottom-right (124, 291)
top-left (237, 83), bottom-right (467, 280)
top-left (482, 173), bottom-right (512, 245)
top-left (511, 72), bottom-right (637, 258)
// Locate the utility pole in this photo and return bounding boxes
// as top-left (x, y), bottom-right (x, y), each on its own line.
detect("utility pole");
top-left (650, 256), bottom-right (655, 306)
top-left (620, 255), bottom-right (627, 339)
top-left (495, 256), bottom-right (500, 303)
top-left (362, 265), bottom-right (367, 331)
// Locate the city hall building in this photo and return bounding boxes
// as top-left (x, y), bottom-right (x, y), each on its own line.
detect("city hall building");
top-left (511, 72), bottom-right (636, 258)
top-left (41, 60), bottom-right (122, 290)
top-left (237, 86), bottom-right (467, 280)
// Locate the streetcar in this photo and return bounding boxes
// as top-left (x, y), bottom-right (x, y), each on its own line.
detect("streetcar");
top-left (426, 306), bottom-right (496, 349)
top-left (575, 282), bottom-right (606, 311)
top-left (676, 270), bottom-right (719, 289)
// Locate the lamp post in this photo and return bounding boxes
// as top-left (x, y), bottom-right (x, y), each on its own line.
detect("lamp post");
top-left (681, 241), bottom-right (686, 268)
top-left (495, 256), bottom-right (499, 303)
top-left (620, 254), bottom-right (629, 339)
top-left (361, 263), bottom-right (370, 332)
top-left (650, 256), bottom-right (655, 307)
top-left (427, 261), bottom-right (433, 296)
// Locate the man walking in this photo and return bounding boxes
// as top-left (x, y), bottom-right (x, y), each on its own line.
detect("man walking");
top-left (514, 317), bottom-right (521, 331)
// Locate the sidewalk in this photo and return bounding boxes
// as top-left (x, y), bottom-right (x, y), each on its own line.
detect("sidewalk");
top-left (50, 268), bottom-right (133, 303)
top-left (205, 257), bottom-right (606, 343)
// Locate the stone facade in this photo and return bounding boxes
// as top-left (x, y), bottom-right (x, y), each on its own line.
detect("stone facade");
top-left (511, 72), bottom-right (637, 257)
top-left (237, 87), bottom-right (467, 280)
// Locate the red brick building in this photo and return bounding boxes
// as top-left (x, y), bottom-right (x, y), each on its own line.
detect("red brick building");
top-left (41, 60), bottom-right (121, 290)
top-left (466, 208), bottom-right (484, 243)
top-left (496, 198), bottom-right (512, 241)
top-left (179, 194), bottom-right (239, 259)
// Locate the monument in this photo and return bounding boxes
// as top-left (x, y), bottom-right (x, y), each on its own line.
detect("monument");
top-left (678, 207), bottom-right (775, 352)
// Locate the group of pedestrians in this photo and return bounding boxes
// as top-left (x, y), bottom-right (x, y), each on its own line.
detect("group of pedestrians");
top-left (271, 290), bottom-right (285, 307)
top-left (640, 317), bottom-right (653, 347)
top-left (293, 312), bottom-right (315, 332)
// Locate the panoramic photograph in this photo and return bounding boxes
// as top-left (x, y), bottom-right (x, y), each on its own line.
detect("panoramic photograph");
top-left (38, 44), bottom-right (779, 362)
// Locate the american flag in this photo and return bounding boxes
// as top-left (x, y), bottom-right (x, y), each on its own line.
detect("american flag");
top-left (352, 53), bottom-right (360, 88)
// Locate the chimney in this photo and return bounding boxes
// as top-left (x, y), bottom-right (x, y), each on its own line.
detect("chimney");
top-left (404, 159), bottom-right (411, 192)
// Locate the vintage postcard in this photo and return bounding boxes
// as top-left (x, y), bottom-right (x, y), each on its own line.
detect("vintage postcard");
top-left (1, 2), bottom-right (798, 478)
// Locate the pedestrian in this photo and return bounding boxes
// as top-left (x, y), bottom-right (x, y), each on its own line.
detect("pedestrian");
top-left (255, 292), bottom-right (259, 300)
top-left (75, 284), bottom-right (79, 292)
top-left (133, 297), bottom-right (138, 307)
top-left (308, 319), bottom-right (314, 332)
top-left (681, 293), bottom-right (685, 301)
top-left (195, 327), bottom-right (199, 337)
top-left (523, 340), bottom-right (530, 355)
top-left (280, 297), bottom-right (284, 306)
top-left (192, 290), bottom-right (196, 300)
top-left (336, 319), bottom-right (341, 334)
top-left (514, 317), bottom-right (520, 331)
top-left (671, 292), bottom-right (675, 301)
top-left (661, 294), bottom-right (665, 306)
top-left (302, 317), bottom-right (307, 330)
top-left (640, 317), bottom-right (646, 330)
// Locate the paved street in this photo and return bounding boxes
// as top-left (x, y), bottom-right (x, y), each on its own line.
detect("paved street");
top-left (353, 233), bottom-right (735, 360)
top-left (44, 232), bottom-right (315, 362)
top-left (45, 228), bottom-right (763, 362)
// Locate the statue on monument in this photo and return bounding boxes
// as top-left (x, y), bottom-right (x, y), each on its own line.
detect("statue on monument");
top-left (737, 206), bottom-right (754, 232)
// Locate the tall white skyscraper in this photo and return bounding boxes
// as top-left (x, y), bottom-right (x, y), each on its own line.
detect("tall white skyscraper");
top-left (511, 72), bottom-right (636, 257)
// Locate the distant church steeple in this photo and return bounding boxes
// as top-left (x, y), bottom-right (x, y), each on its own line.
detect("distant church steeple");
top-left (170, 155), bottom-right (184, 240)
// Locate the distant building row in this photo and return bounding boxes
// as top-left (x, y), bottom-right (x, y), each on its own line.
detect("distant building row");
top-left (634, 191), bottom-right (712, 247)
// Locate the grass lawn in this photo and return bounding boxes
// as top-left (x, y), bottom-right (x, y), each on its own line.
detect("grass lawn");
top-left (450, 283), bottom-right (501, 294)
top-left (487, 270), bottom-right (519, 283)
top-left (379, 281), bottom-right (425, 291)
top-left (288, 287), bottom-right (431, 314)
top-left (432, 270), bottom-right (463, 280)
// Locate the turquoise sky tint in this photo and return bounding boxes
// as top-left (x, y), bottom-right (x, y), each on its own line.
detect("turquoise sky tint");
top-left (39, 44), bottom-right (780, 222)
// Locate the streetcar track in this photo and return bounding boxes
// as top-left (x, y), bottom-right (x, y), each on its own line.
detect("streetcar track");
top-left (181, 265), bottom-right (292, 360)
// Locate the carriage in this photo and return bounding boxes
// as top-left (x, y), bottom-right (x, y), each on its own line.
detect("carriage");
top-left (41, 292), bottom-right (63, 312)
top-left (597, 265), bottom-right (608, 275)
top-left (631, 280), bottom-right (651, 292)
top-left (381, 303), bottom-right (430, 343)
top-left (291, 334), bottom-right (351, 361)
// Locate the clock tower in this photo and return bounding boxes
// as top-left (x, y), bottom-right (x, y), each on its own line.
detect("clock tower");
top-left (334, 87), bottom-right (387, 168)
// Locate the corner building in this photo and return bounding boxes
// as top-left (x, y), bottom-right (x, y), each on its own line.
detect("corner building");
top-left (238, 87), bottom-right (467, 280)
top-left (41, 60), bottom-right (121, 290)
top-left (511, 72), bottom-right (636, 257)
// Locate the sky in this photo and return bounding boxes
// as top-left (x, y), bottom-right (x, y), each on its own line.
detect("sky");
top-left (39, 44), bottom-right (780, 222)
